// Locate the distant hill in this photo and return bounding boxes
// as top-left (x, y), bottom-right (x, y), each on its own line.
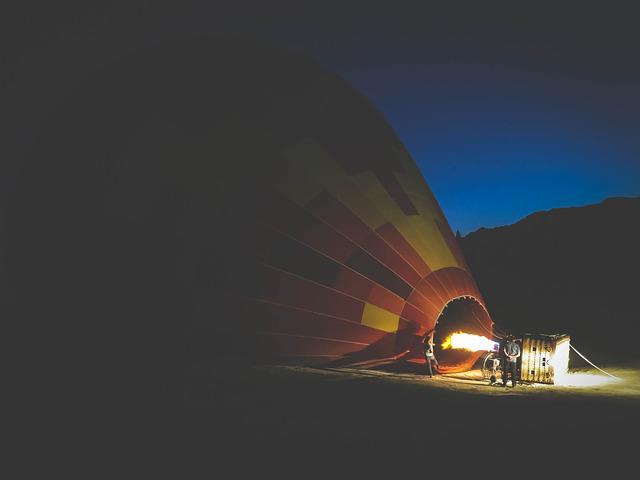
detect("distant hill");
top-left (460, 197), bottom-right (640, 365)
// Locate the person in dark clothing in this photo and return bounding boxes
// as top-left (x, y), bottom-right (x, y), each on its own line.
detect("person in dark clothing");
top-left (423, 332), bottom-right (439, 377)
top-left (502, 335), bottom-right (521, 387)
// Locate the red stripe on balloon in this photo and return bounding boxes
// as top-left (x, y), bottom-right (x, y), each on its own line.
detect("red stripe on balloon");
top-left (375, 222), bottom-right (431, 277)
top-left (244, 298), bottom-right (388, 346)
top-left (366, 284), bottom-right (406, 316)
top-left (306, 190), bottom-right (372, 245)
top-left (266, 194), bottom-right (357, 263)
top-left (361, 232), bottom-right (423, 287)
top-left (259, 265), bottom-right (365, 323)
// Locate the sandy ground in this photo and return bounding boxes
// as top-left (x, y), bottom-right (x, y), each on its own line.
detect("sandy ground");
top-left (290, 365), bottom-right (640, 399)
top-left (185, 362), bottom-right (640, 474)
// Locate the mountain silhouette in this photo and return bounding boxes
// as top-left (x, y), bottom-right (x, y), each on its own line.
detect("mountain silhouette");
top-left (460, 196), bottom-right (640, 365)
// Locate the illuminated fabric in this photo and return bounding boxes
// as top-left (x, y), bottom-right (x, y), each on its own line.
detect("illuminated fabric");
top-left (7, 39), bottom-right (493, 372)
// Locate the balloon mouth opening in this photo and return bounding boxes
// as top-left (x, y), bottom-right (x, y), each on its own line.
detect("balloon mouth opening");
top-left (432, 296), bottom-right (494, 373)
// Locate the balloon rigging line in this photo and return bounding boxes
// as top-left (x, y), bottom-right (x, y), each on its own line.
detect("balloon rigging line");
top-left (264, 226), bottom-right (443, 320)
top-left (257, 256), bottom-right (436, 326)
top-left (569, 344), bottom-right (621, 380)
top-left (471, 310), bottom-right (503, 339)
top-left (289, 174), bottom-right (434, 282)
top-left (244, 295), bottom-right (424, 338)
top-left (267, 188), bottom-right (475, 312)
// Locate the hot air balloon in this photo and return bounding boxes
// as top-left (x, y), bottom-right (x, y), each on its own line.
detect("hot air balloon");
top-left (6, 38), bottom-right (492, 398)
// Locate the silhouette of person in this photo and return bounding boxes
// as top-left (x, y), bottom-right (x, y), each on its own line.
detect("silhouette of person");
top-left (502, 334), bottom-right (521, 387)
top-left (424, 332), bottom-right (439, 377)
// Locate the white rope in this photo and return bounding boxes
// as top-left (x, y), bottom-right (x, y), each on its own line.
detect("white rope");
top-left (570, 344), bottom-right (621, 380)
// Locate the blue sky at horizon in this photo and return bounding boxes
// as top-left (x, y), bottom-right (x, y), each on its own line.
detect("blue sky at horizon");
top-left (302, 43), bottom-right (640, 234)
top-left (258, 7), bottom-right (640, 234)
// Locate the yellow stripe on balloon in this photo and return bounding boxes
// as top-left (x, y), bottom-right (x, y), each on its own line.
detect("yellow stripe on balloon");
top-left (361, 302), bottom-right (400, 333)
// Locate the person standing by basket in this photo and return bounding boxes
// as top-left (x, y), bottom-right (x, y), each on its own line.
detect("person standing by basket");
top-left (502, 334), bottom-right (521, 387)
top-left (423, 332), bottom-right (439, 378)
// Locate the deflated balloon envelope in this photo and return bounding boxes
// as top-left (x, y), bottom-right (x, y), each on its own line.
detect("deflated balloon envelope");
top-left (6, 38), bottom-right (492, 387)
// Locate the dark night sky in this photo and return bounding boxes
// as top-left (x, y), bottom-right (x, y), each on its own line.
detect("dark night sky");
top-left (4, 2), bottom-right (640, 233)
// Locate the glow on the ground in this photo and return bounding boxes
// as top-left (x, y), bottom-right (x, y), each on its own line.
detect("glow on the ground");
top-left (441, 331), bottom-right (499, 352)
top-left (549, 341), bottom-right (620, 386)
top-left (554, 371), bottom-right (621, 387)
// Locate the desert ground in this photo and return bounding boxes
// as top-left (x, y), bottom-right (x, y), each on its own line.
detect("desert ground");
top-left (186, 360), bottom-right (640, 474)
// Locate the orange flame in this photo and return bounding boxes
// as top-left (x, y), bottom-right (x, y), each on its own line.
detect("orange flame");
top-left (441, 331), bottom-right (498, 352)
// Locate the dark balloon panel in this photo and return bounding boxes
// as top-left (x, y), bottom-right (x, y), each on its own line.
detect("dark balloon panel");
top-left (6, 38), bottom-right (492, 380)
